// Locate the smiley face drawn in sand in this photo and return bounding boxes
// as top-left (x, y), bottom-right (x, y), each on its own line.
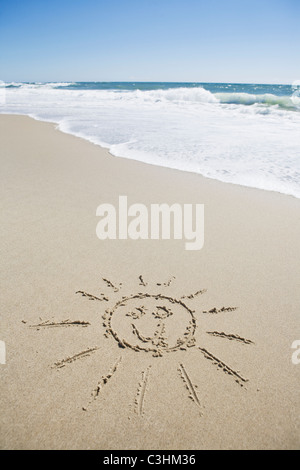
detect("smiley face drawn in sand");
top-left (106, 294), bottom-right (196, 356)
top-left (28, 275), bottom-right (255, 416)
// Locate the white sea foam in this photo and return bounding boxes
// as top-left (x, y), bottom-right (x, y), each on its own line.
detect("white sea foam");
top-left (1, 83), bottom-right (300, 198)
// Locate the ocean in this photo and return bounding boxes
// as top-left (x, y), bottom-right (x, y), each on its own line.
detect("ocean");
top-left (1, 81), bottom-right (300, 198)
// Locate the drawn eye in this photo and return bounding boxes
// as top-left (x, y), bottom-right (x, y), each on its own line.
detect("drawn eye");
top-left (152, 306), bottom-right (173, 319)
top-left (126, 306), bottom-right (147, 319)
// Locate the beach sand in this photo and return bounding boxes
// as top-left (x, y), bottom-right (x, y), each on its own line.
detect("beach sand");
top-left (0, 114), bottom-right (299, 449)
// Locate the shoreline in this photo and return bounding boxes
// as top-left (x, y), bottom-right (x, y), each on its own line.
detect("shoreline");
top-left (2, 111), bottom-right (299, 201)
top-left (0, 114), bottom-right (299, 449)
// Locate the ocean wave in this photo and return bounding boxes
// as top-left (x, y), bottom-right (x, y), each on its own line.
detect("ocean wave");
top-left (3, 82), bottom-right (299, 109)
top-left (2, 81), bottom-right (76, 89)
top-left (44, 82), bottom-right (77, 88)
top-left (131, 87), bottom-right (218, 103)
top-left (216, 92), bottom-right (299, 110)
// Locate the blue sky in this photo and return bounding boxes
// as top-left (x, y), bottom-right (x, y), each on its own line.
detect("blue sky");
top-left (0, 0), bottom-right (299, 83)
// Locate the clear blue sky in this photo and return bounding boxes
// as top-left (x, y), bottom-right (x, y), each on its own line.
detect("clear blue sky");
top-left (0, 0), bottom-right (299, 84)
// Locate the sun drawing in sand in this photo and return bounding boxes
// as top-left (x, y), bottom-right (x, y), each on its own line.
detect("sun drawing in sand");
top-left (28, 275), bottom-right (254, 415)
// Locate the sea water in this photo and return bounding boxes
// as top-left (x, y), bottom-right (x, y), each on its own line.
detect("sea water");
top-left (1, 81), bottom-right (300, 198)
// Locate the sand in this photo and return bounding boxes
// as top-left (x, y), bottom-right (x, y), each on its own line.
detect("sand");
top-left (0, 114), bottom-right (299, 450)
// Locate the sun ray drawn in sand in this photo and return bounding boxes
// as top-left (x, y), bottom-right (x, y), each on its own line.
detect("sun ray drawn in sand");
top-left (28, 275), bottom-right (254, 415)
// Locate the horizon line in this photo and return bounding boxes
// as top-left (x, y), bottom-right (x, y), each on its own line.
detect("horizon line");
top-left (3, 80), bottom-right (295, 86)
